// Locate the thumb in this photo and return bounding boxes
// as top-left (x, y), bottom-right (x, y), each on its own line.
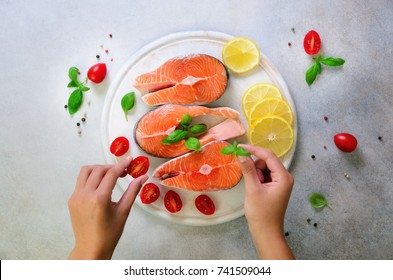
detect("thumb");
top-left (117, 175), bottom-right (148, 214)
top-left (237, 156), bottom-right (261, 190)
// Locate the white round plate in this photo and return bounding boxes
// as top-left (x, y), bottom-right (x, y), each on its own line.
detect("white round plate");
top-left (101, 31), bottom-right (297, 226)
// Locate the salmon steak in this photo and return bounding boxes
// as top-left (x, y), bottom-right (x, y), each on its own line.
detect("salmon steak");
top-left (134, 54), bottom-right (228, 106)
top-left (135, 104), bottom-right (246, 158)
top-left (153, 141), bottom-right (242, 191)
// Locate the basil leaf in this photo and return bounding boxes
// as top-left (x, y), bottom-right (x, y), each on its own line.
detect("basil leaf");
top-left (78, 83), bottom-right (90, 92)
top-left (190, 124), bottom-right (207, 134)
top-left (68, 89), bottom-right (83, 115)
top-left (316, 62), bottom-right (322, 74)
top-left (306, 63), bottom-right (319, 86)
top-left (185, 137), bottom-right (201, 151)
top-left (67, 80), bottom-right (78, 88)
top-left (180, 113), bottom-right (192, 127)
top-left (320, 57), bottom-right (345, 66)
top-left (121, 92), bottom-right (135, 121)
top-left (68, 67), bottom-right (79, 82)
top-left (235, 147), bottom-right (251, 156)
top-left (309, 193), bottom-right (331, 209)
top-left (220, 145), bottom-right (235, 155)
top-left (162, 130), bottom-right (188, 145)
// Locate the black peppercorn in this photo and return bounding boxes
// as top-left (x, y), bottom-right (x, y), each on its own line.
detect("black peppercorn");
top-left (311, 155), bottom-right (315, 159)
top-left (76, 122), bottom-right (80, 127)
top-left (81, 118), bottom-right (86, 122)
top-left (313, 223), bottom-right (318, 227)
top-left (64, 105), bottom-right (68, 109)
top-left (285, 232), bottom-right (289, 237)
top-left (96, 55), bottom-right (100, 59)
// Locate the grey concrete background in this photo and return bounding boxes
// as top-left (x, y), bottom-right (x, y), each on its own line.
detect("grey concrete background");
top-left (0, 0), bottom-right (392, 259)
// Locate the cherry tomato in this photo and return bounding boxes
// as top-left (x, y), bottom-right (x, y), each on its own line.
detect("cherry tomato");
top-left (87, 63), bottom-right (107, 83)
top-left (334, 133), bottom-right (358, 153)
top-left (164, 190), bottom-right (182, 213)
top-left (195, 194), bottom-right (215, 215)
top-left (140, 183), bottom-right (160, 204)
top-left (110, 136), bottom-right (129, 157)
top-left (127, 156), bottom-right (150, 178)
top-left (303, 30), bottom-right (321, 55)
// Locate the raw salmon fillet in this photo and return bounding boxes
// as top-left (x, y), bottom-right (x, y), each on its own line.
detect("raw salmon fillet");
top-left (135, 104), bottom-right (246, 158)
top-left (153, 141), bottom-right (242, 191)
top-left (134, 54), bottom-right (228, 106)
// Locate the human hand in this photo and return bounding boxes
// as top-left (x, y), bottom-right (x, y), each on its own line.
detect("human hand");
top-left (238, 144), bottom-right (294, 259)
top-left (68, 157), bottom-right (148, 260)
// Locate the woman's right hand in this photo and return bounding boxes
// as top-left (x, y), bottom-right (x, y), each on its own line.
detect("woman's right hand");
top-left (237, 144), bottom-right (295, 259)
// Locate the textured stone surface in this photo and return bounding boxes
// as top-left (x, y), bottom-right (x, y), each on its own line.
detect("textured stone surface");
top-left (0, 0), bottom-right (392, 259)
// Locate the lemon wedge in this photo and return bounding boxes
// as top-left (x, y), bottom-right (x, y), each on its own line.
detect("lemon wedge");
top-left (249, 115), bottom-right (294, 157)
top-left (222, 37), bottom-right (260, 74)
top-left (249, 97), bottom-right (293, 126)
top-left (242, 83), bottom-right (282, 118)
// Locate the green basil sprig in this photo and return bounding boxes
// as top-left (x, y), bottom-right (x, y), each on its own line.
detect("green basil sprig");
top-left (221, 141), bottom-right (251, 156)
top-left (306, 55), bottom-right (345, 86)
top-left (67, 66), bottom-right (90, 115)
top-left (309, 193), bottom-right (331, 209)
top-left (121, 92), bottom-right (135, 121)
top-left (161, 113), bottom-right (207, 151)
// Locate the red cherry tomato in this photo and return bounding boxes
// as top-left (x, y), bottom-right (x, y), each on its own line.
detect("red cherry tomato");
top-left (164, 190), bottom-right (182, 213)
top-left (140, 183), bottom-right (160, 204)
top-left (87, 63), bottom-right (107, 83)
top-left (334, 133), bottom-right (358, 153)
top-left (127, 156), bottom-right (150, 178)
top-left (303, 30), bottom-right (321, 55)
top-left (110, 136), bottom-right (129, 157)
top-left (195, 194), bottom-right (215, 215)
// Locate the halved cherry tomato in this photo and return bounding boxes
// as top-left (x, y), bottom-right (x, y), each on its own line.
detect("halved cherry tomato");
top-left (303, 30), bottom-right (321, 55)
top-left (140, 183), bottom-right (160, 204)
top-left (87, 63), bottom-right (107, 83)
top-left (334, 133), bottom-right (358, 153)
top-left (127, 156), bottom-right (149, 178)
top-left (110, 136), bottom-right (129, 157)
top-left (195, 194), bottom-right (215, 215)
top-left (164, 190), bottom-right (182, 213)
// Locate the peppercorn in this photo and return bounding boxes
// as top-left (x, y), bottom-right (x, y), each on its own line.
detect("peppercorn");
top-left (109, 34), bottom-right (113, 38)
top-left (105, 49), bottom-right (109, 54)
top-left (288, 42), bottom-right (292, 47)
top-left (291, 27), bottom-right (295, 33)
top-left (307, 218), bottom-right (311, 224)
top-left (378, 136), bottom-right (382, 141)
top-left (64, 104), bottom-right (68, 109)
top-left (96, 55), bottom-right (100, 59)
top-left (311, 155), bottom-right (315, 159)
top-left (324, 116), bottom-right (328, 121)
top-left (313, 223), bottom-right (318, 227)
top-left (285, 232), bottom-right (289, 237)
top-left (76, 122), bottom-right (80, 127)
top-left (323, 145), bottom-right (327, 150)
top-left (81, 117), bottom-right (86, 122)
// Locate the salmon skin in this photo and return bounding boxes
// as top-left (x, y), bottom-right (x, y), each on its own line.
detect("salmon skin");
top-left (153, 141), bottom-right (242, 191)
top-left (134, 54), bottom-right (228, 106)
top-left (135, 104), bottom-right (246, 158)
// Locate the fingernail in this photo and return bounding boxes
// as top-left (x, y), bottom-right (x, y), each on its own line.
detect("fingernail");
top-left (238, 156), bottom-right (248, 163)
top-left (140, 174), bottom-right (149, 184)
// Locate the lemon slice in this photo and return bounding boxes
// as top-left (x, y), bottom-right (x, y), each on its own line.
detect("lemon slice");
top-left (242, 83), bottom-right (282, 118)
top-left (222, 37), bottom-right (260, 74)
top-left (249, 115), bottom-right (294, 157)
top-left (249, 97), bottom-right (293, 126)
